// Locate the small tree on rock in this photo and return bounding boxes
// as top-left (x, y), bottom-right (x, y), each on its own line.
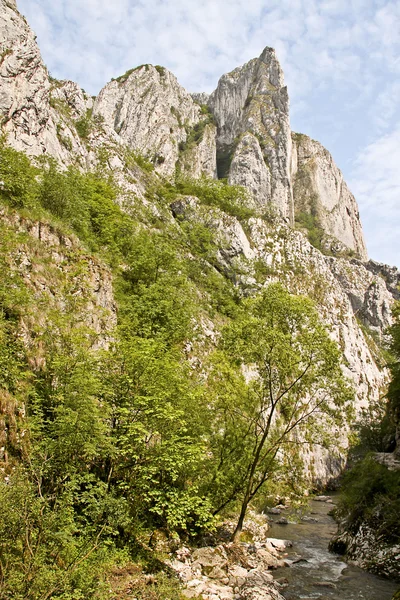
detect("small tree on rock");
top-left (207, 283), bottom-right (353, 541)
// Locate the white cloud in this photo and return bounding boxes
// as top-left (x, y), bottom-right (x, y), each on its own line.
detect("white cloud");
top-left (350, 125), bottom-right (400, 266)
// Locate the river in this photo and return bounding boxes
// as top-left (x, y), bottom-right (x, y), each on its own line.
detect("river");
top-left (267, 497), bottom-right (399, 600)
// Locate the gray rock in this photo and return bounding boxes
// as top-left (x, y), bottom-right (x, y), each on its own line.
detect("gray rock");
top-left (93, 64), bottom-right (216, 177)
top-left (291, 132), bottom-right (368, 260)
top-left (209, 48), bottom-right (293, 222)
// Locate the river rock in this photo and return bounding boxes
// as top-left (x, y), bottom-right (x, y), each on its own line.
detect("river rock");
top-left (228, 565), bottom-right (249, 588)
top-left (239, 570), bottom-right (286, 600)
top-left (266, 539), bottom-right (293, 551)
top-left (301, 516), bottom-right (319, 523)
top-left (191, 546), bottom-right (228, 575)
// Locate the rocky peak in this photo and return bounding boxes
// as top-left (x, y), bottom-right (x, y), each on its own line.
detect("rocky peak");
top-left (93, 64), bottom-right (217, 177)
top-left (291, 133), bottom-right (368, 261)
top-left (0, 1), bottom-right (378, 262)
top-left (208, 48), bottom-right (293, 221)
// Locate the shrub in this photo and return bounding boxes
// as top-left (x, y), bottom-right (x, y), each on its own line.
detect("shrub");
top-left (174, 176), bottom-right (254, 222)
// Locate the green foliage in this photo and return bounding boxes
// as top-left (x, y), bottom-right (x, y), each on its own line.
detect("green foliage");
top-left (174, 175), bottom-right (254, 221)
top-left (337, 301), bottom-right (400, 551)
top-left (103, 335), bottom-right (213, 533)
top-left (178, 111), bottom-right (215, 156)
top-left (155, 65), bottom-right (166, 77)
top-left (118, 230), bottom-right (197, 345)
top-left (295, 210), bottom-right (325, 252)
top-left (75, 108), bottom-right (93, 139)
top-left (337, 457), bottom-right (400, 544)
top-left (0, 136), bottom-right (358, 590)
top-left (0, 137), bottom-right (39, 208)
top-left (125, 150), bottom-right (155, 173)
top-left (205, 283), bottom-right (353, 538)
top-left (0, 469), bottom-right (122, 599)
top-left (113, 67), bottom-right (140, 84)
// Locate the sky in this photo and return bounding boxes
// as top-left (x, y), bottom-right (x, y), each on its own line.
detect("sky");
top-left (17, 0), bottom-right (400, 267)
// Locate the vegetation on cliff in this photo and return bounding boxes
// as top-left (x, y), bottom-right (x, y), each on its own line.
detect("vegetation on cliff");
top-left (0, 138), bottom-right (353, 597)
top-left (334, 302), bottom-right (400, 578)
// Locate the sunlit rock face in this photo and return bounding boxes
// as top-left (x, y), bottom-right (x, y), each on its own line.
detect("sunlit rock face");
top-left (291, 133), bottom-right (368, 261)
top-left (2, 0), bottom-right (398, 488)
top-left (0, 0), bottom-right (91, 164)
top-left (208, 48), bottom-right (293, 221)
top-left (93, 65), bottom-right (217, 178)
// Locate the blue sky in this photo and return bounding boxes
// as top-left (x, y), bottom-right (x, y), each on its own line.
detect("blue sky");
top-left (17, 0), bottom-right (400, 267)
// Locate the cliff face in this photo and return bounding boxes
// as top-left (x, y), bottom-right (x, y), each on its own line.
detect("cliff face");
top-left (0, 0), bottom-right (369, 261)
top-left (291, 133), bottom-right (368, 260)
top-left (209, 49), bottom-right (293, 221)
top-left (0, 0), bottom-right (91, 163)
top-left (0, 0), bottom-right (397, 485)
top-left (93, 65), bottom-right (217, 178)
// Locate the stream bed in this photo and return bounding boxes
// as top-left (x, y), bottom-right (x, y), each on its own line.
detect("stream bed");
top-left (267, 497), bottom-right (399, 600)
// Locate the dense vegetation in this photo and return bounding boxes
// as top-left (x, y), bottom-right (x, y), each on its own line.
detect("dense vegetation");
top-left (0, 138), bottom-right (352, 598)
top-left (337, 303), bottom-right (400, 547)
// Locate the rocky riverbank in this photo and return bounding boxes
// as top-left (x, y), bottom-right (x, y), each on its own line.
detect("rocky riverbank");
top-left (164, 499), bottom-right (400, 600)
top-left (168, 538), bottom-right (289, 600)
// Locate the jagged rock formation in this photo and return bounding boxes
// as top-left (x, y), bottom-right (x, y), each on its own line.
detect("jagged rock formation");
top-left (291, 133), bottom-right (368, 260)
top-left (0, 0), bottom-right (398, 485)
top-left (0, 0), bottom-right (90, 163)
top-left (94, 65), bottom-right (217, 178)
top-left (0, 0), bottom-right (370, 261)
top-left (208, 49), bottom-right (293, 222)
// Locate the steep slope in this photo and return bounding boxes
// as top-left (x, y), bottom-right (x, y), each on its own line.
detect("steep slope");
top-left (0, 0), bottom-right (396, 481)
top-left (2, 3), bottom-right (400, 594)
top-left (94, 65), bottom-right (217, 178)
top-left (291, 133), bottom-right (368, 260)
top-left (208, 48), bottom-right (293, 221)
top-left (0, 0), bottom-right (92, 163)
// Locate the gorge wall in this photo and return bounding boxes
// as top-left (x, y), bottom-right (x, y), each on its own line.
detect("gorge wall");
top-left (0, 0), bottom-right (398, 485)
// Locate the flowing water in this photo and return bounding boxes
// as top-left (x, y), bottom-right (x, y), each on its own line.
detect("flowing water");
top-left (267, 497), bottom-right (399, 600)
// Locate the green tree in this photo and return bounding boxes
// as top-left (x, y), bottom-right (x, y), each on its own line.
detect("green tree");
top-left (208, 283), bottom-right (353, 540)
top-left (0, 136), bottom-right (39, 208)
top-left (102, 335), bottom-right (213, 534)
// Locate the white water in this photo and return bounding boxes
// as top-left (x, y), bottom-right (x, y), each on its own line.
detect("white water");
top-left (267, 498), bottom-right (399, 600)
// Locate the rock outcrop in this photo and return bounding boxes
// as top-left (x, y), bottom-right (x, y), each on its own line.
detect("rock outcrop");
top-left (291, 133), bottom-right (368, 260)
top-left (0, 0), bottom-right (374, 260)
top-left (0, 0), bottom-right (89, 163)
top-left (93, 65), bottom-right (217, 177)
top-left (331, 523), bottom-right (400, 580)
top-left (209, 49), bottom-right (293, 221)
top-left (1, 0), bottom-right (398, 485)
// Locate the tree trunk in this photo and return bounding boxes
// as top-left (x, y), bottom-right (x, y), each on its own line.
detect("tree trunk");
top-left (231, 495), bottom-right (249, 542)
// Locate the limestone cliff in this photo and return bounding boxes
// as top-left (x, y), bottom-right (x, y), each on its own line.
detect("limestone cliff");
top-left (1, 0), bottom-right (398, 487)
top-left (0, 0), bottom-right (370, 260)
top-left (208, 49), bottom-right (293, 222)
top-left (0, 0), bottom-right (90, 164)
top-left (93, 65), bottom-right (217, 178)
top-left (291, 133), bottom-right (368, 261)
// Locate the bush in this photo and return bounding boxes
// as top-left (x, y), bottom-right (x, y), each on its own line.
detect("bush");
top-left (0, 137), bottom-right (39, 208)
top-left (175, 176), bottom-right (254, 222)
top-left (337, 457), bottom-right (400, 543)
